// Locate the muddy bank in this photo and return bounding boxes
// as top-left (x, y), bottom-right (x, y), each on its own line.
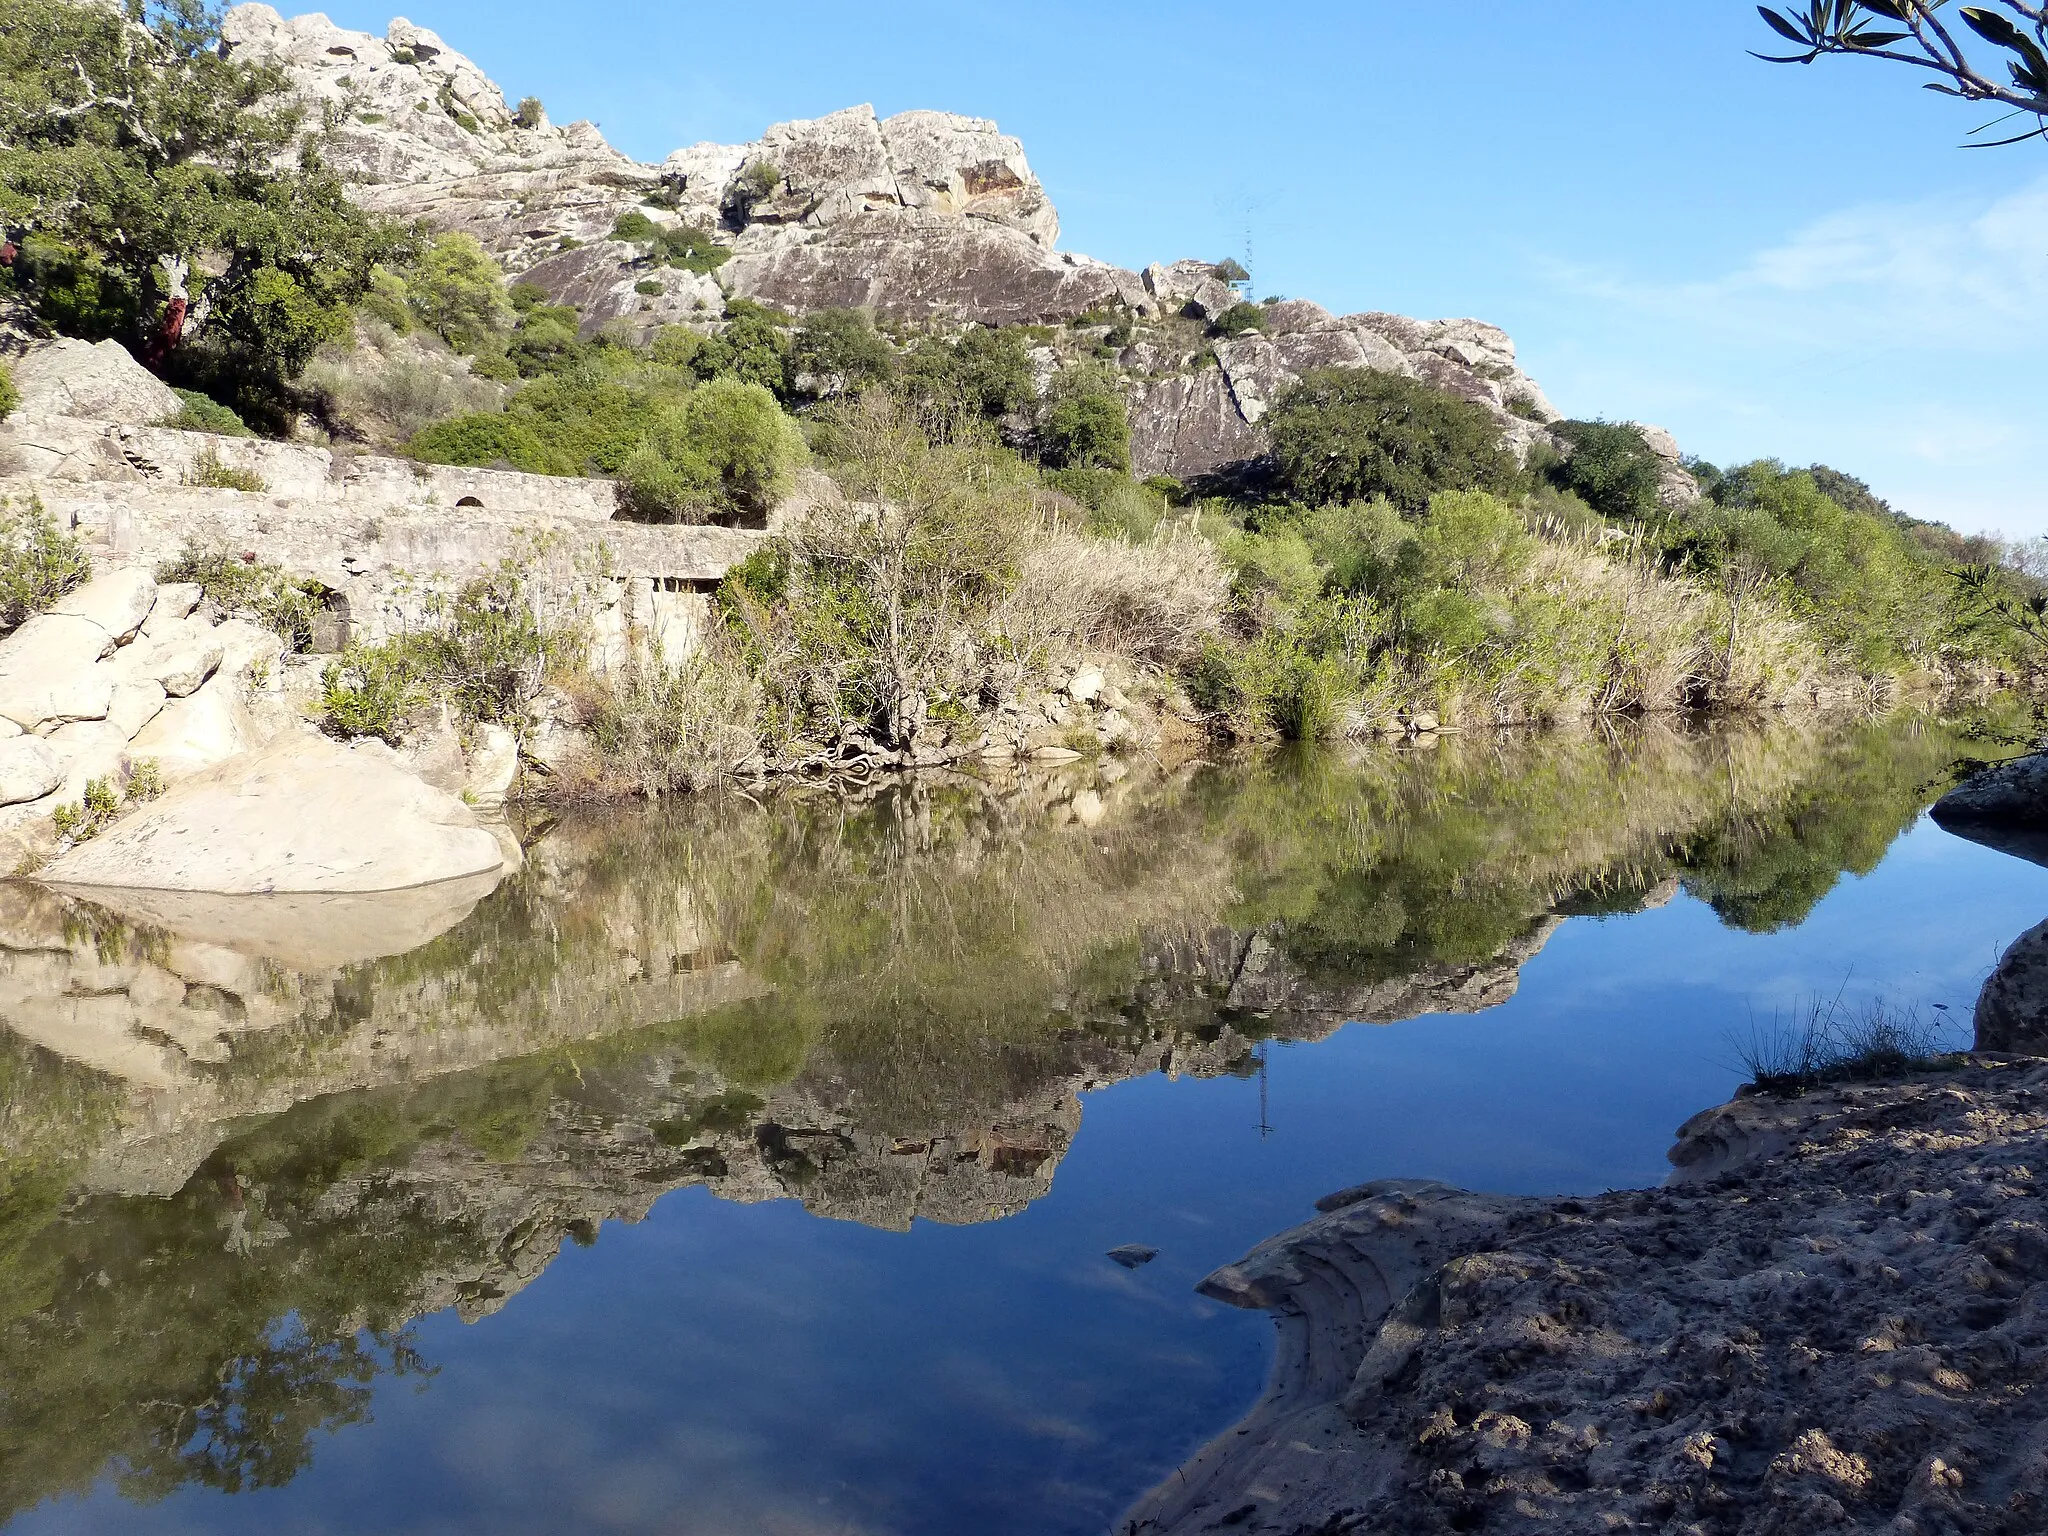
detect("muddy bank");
top-left (1123, 1058), bottom-right (2048, 1535)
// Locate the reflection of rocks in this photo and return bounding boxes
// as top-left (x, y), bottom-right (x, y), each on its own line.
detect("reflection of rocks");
top-left (1221, 919), bottom-right (1562, 1026)
top-left (1125, 1060), bottom-right (2048, 1536)
top-left (1932, 751), bottom-right (2048, 868)
top-left (43, 730), bottom-right (514, 895)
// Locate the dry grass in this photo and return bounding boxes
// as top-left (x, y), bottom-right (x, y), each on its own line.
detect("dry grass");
top-left (302, 321), bottom-right (503, 450)
top-left (997, 521), bottom-right (1229, 671)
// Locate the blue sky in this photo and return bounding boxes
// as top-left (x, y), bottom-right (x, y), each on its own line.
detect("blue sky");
top-left (309, 1), bottom-right (2048, 537)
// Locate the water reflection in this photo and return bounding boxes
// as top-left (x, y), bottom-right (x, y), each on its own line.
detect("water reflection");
top-left (0, 712), bottom-right (2017, 1525)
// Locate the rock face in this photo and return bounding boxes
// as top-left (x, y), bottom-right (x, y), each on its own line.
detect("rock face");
top-left (1977, 916), bottom-right (2048, 1055)
top-left (219, 4), bottom-right (1577, 482)
top-left (1124, 1060), bottom-right (2048, 1535)
top-left (2, 337), bottom-right (182, 426)
top-left (41, 729), bottom-right (513, 895)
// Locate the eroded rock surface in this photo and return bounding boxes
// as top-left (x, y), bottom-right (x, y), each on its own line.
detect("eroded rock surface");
top-left (41, 729), bottom-right (512, 894)
top-left (1125, 1061), bottom-right (2048, 1535)
top-left (219, 4), bottom-right (1574, 481)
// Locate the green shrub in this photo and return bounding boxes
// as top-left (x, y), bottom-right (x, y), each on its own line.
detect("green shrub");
top-left (181, 446), bottom-right (267, 492)
top-left (359, 268), bottom-right (414, 334)
top-left (619, 377), bottom-right (808, 522)
top-left (157, 544), bottom-right (321, 650)
top-left (0, 498), bottom-right (90, 630)
top-left (1266, 368), bottom-right (1517, 512)
top-left (610, 211), bottom-right (659, 243)
top-left (634, 279), bottom-right (664, 297)
top-left (1549, 420), bottom-right (1664, 521)
top-left (899, 326), bottom-right (1035, 427)
top-left (727, 160), bottom-right (781, 218)
top-left (1212, 302), bottom-right (1266, 336)
top-left (1043, 468), bottom-right (1166, 541)
top-left (1038, 390), bottom-right (1130, 472)
top-left (407, 412), bottom-right (555, 473)
top-left (513, 96), bottom-right (544, 129)
top-left (0, 363), bottom-right (16, 423)
top-left (1212, 258), bottom-right (1251, 284)
top-left (323, 570), bottom-right (570, 741)
top-left (51, 777), bottom-right (123, 843)
top-left (159, 387), bottom-right (254, 437)
top-left (404, 233), bottom-right (514, 354)
top-left (788, 308), bottom-right (897, 397)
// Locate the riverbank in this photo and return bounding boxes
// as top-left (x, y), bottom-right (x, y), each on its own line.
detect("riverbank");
top-left (1123, 1056), bottom-right (2048, 1536)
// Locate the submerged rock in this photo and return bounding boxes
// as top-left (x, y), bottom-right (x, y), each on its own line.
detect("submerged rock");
top-left (40, 729), bottom-right (513, 895)
top-left (1107, 1244), bottom-right (1158, 1269)
top-left (1123, 1059), bottom-right (2048, 1535)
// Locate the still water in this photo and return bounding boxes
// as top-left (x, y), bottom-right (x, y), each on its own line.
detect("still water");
top-left (2, 715), bottom-right (2045, 1535)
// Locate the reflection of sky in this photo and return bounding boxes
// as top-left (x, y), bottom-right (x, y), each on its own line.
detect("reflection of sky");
top-left (19, 818), bottom-right (2048, 1536)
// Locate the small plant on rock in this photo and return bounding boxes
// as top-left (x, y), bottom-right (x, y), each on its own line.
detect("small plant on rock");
top-left (0, 497), bottom-right (90, 631)
top-left (182, 447), bottom-right (268, 493)
top-left (51, 777), bottom-right (123, 843)
top-left (157, 544), bottom-right (322, 650)
top-left (513, 95), bottom-right (544, 129)
top-left (0, 363), bottom-right (17, 423)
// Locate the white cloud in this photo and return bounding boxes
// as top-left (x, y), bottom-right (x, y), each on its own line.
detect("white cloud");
top-left (1526, 176), bottom-right (2048, 535)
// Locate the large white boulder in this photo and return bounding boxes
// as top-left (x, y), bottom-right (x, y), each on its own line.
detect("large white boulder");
top-left (49, 567), bottom-right (157, 643)
top-left (0, 614), bottom-right (115, 730)
top-left (0, 738), bottom-right (62, 806)
top-left (7, 338), bottom-right (181, 425)
top-left (128, 671), bottom-right (255, 781)
top-left (40, 728), bottom-right (513, 895)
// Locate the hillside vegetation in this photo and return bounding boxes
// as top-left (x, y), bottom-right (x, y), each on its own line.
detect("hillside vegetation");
top-left (3, 0), bottom-right (2042, 795)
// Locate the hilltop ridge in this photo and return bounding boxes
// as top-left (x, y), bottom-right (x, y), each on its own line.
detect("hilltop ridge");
top-left (221, 4), bottom-right (1581, 485)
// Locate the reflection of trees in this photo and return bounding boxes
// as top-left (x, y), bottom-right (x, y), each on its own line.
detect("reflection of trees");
top-left (0, 714), bottom-right (2013, 1521)
top-left (1676, 720), bottom-right (1972, 932)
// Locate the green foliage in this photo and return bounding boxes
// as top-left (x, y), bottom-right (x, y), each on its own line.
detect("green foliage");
top-left (788, 308), bottom-right (898, 398)
top-left (726, 392), bottom-right (1041, 748)
top-left (0, 0), bottom-right (417, 424)
top-left (899, 326), bottom-right (1035, 427)
top-left (1037, 372), bottom-right (1131, 472)
top-left (50, 776), bottom-right (123, 843)
top-left (322, 569), bottom-right (570, 741)
top-left (182, 445), bottom-right (266, 491)
top-left (1212, 302), bottom-right (1267, 336)
top-left (729, 159), bottom-right (781, 216)
top-left (610, 213), bottom-right (730, 274)
top-left (320, 644), bottom-right (424, 743)
top-left (1684, 460), bottom-right (1973, 672)
top-left (405, 412), bottom-right (552, 473)
top-left (0, 497), bottom-right (89, 630)
top-left (1042, 467), bottom-right (1167, 542)
top-left (618, 376), bottom-right (809, 523)
top-left (634, 279), bottom-right (663, 296)
top-left (0, 363), bottom-right (15, 423)
top-left (160, 386), bottom-right (253, 436)
top-left (1266, 368), bottom-right (1517, 512)
top-left (1211, 257), bottom-right (1251, 283)
top-left (513, 95), bottom-right (544, 129)
top-left (1754, 3), bottom-right (2048, 143)
top-left (1549, 419), bottom-right (1664, 521)
top-left (157, 544), bottom-right (321, 650)
top-left (402, 234), bottom-right (514, 354)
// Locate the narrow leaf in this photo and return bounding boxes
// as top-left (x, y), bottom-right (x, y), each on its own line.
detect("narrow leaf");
top-left (1959, 6), bottom-right (2027, 47)
top-left (1759, 6), bottom-right (1814, 42)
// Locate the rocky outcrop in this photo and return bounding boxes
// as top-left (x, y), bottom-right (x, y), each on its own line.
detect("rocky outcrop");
top-left (41, 728), bottom-right (514, 895)
top-left (220, 4), bottom-right (1583, 482)
top-left (1977, 916), bottom-right (2048, 1055)
top-left (1, 336), bottom-right (181, 426)
top-left (1124, 1059), bottom-right (2048, 1535)
top-left (1932, 752), bottom-right (2048, 870)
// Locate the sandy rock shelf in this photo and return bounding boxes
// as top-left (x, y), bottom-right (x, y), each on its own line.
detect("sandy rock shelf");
top-left (1124, 1059), bottom-right (2048, 1536)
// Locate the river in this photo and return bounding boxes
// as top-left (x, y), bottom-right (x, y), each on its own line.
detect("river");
top-left (1, 711), bottom-right (2044, 1535)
